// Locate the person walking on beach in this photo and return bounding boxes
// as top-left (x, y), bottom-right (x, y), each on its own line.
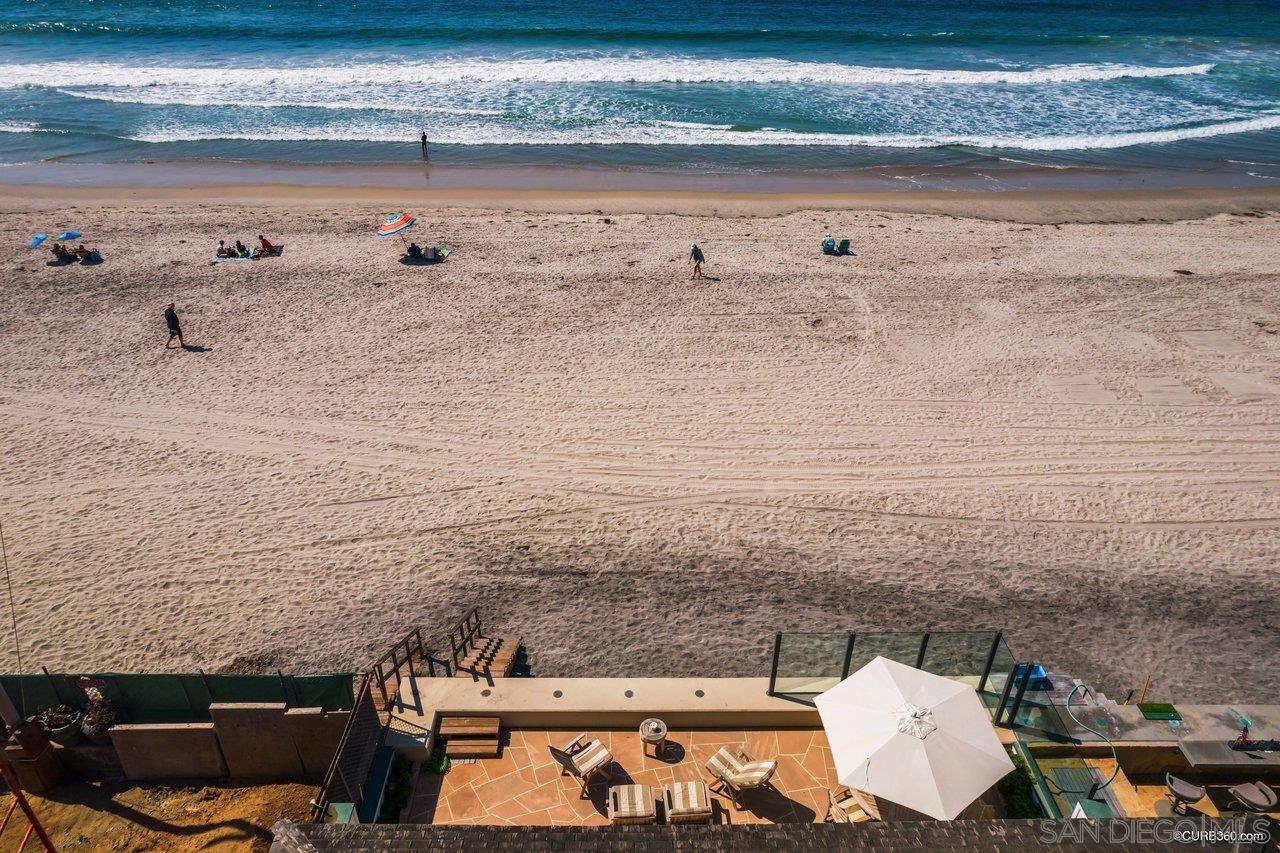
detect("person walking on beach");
top-left (689, 242), bottom-right (705, 279)
top-left (420, 131), bottom-right (429, 161)
top-left (164, 303), bottom-right (186, 350)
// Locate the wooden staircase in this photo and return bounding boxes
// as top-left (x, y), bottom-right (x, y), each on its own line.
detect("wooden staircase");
top-left (448, 609), bottom-right (521, 679)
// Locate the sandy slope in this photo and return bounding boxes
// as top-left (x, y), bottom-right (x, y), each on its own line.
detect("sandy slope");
top-left (0, 200), bottom-right (1278, 704)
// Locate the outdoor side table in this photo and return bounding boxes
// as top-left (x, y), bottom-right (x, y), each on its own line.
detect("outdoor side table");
top-left (640, 717), bottom-right (668, 758)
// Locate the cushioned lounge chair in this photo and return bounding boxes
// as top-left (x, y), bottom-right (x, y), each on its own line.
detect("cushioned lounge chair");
top-left (826, 785), bottom-right (878, 823)
top-left (548, 732), bottom-right (613, 797)
top-left (705, 746), bottom-right (777, 809)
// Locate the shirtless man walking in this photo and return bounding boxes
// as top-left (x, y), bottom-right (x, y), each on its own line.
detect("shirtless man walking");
top-left (164, 303), bottom-right (186, 350)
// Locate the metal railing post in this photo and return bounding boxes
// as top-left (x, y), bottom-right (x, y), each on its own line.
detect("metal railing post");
top-left (1008, 662), bottom-right (1033, 728)
top-left (840, 632), bottom-right (856, 680)
top-left (767, 633), bottom-right (782, 696)
top-left (914, 633), bottom-right (930, 670)
top-left (994, 663), bottom-right (1018, 726)
top-left (978, 631), bottom-right (1003, 696)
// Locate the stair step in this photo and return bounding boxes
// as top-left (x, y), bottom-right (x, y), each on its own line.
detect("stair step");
top-left (445, 738), bottom-right (500, 758)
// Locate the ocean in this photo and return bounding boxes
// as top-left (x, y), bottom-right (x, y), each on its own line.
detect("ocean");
top-left (1, 0), bottom-right (1279, 187)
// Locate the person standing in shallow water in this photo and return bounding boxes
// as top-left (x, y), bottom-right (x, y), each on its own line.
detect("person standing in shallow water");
top-left (164, 303), bottom-right (185, 350)
top-left (420, 131), bottom-right (429, 161)
top-left (689, 242), bottom-right (705, 279)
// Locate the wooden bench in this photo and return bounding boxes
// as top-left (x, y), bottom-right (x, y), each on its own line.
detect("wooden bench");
top-left (438, 715), bottom-right (501, 758)
top-left (445, 738), bottom-right (501, 758)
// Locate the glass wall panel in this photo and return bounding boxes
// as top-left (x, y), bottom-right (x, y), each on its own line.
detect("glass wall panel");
top-left (919, 632), bottom-right (988, 678)
top-left (849, 632), bottom-right (923, 671)
top-left (983, 637), bottom-right (1017, 707)
top-left (772, 633), bottom-right (848, 697)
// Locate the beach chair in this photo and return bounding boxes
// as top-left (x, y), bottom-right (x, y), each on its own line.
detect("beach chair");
top-left (826, 785), bottom-right (878, 823)
top-left (1229, 781), bottom-right (1277, 814)
top-left (837, 239), bottom-right (852, 255)
top-left (549, 732), bottom-right (613, 797)
top-left (607, 783), bottom-right (657, 824)
top-left (704, 746), bottom-right (777, 809)
top-left (1165, 773), bottom-right (1206, 814)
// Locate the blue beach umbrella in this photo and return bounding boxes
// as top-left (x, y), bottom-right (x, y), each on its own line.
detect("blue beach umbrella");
top-left (28, 233), bottom-right (47, 250)
top-left (57, 230), bottom-right (81, 240)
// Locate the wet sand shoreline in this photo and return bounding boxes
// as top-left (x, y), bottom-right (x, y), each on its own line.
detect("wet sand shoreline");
top-left (4, 179), bottom-right (1280, 224)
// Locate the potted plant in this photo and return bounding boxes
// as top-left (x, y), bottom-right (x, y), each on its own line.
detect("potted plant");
top-left (37, 703), bottom-right (83, 746)
top-left (80, 689), bottom-right (118, 745)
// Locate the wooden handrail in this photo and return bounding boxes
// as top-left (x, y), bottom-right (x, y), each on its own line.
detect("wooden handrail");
top-left (311, 624), bottom-right (443, 822)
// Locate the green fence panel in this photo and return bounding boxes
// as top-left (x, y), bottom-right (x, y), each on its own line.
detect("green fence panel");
top-left (181, 675), bottom-right (214, 715)
top-left (291, 674), bottom-right (356, 711)
top-left (1, 671), bottom-right (359, 722)
top-left (109, 674), bottom-right (202, 723)
top-left (0, 675), bottom-right (69, 719)
top-left (207, 674), bottom-right (288, 705)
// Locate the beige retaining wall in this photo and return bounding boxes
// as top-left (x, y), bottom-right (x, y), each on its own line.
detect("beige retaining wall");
top-left (111, 723), bottom-right (227, 780)
top-left (106, 705), bottom-right (349, 782)
top-left (394, 677), bottom-right (821, 732)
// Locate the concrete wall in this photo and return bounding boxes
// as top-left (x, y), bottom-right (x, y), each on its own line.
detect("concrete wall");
top-left (210, 702), bottom-right (303, 779)
top-left (285, 707), bottom-right (350, 778)
top-left (110, 723), bottom-right (226, 780)
top-left (103, 705), bottom-right (349, 782)
top-left (396, 677), bottom-right (823, 730)
top-left (51, 741), bottom-right (122, 781)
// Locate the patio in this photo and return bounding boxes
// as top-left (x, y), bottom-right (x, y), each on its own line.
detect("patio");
top-left (404, 727), bottom-right (841, 825)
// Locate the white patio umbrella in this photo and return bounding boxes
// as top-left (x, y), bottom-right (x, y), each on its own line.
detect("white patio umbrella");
top-left (814, 655), bottom-right (1014, 821)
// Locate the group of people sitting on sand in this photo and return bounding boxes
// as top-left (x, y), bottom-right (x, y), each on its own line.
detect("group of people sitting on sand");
top-left (50, 242), bottom-right (101, 264)
top-left (215, 235), bottom-right (279, 259)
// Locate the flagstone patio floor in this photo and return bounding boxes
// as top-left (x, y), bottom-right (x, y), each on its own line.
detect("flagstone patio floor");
top-left (405, 727), bottom-right (841, 826)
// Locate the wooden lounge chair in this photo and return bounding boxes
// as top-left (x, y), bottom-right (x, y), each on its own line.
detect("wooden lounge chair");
top-left (608, 783), bottom-right (657, 824)
top-left (826, 785), bottom-right (878, 823)
top-left (704, 746), bottom-right (777, 809)
top-left (663, 780), bottom-right (714, 824)
top-left (549, 732), bottom-right (613, 797)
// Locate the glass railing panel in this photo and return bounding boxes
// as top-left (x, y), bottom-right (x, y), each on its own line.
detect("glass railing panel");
top-left (919, 631), bottom-right (994, 685)
top-left (983, 637), bottom-right (1017, 707)
top-left (772, 633), bottom-right (849, 696)
top-left (849, 631), bottom-right (924, 671)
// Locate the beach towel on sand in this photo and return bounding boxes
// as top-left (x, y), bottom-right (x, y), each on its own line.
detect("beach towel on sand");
top-left (399, 246), bottom-right (453, 265)
top-left (211, 245), bottom-right (285, 263)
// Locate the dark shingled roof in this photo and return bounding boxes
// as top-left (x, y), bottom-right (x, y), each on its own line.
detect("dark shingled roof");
top-left (272, 818), bottom-right (1279, 852)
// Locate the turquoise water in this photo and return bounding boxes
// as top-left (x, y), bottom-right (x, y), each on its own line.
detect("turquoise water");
top-left (1, 0), bottom-right (1279, 182)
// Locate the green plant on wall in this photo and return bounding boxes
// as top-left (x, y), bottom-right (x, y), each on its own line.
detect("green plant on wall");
top-left (998, 750), bottom-right (1043, 818)
top-left (425, 744), bottom-right (450, 776)
top-left (377, 753), bottom-right (414, 823)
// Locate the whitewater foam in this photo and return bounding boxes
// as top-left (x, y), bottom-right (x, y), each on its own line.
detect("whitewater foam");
top-left (54, 89), bottom-right (507, 116)
top-left (0, 121), bottom-right (70, 135)
top-left (0, 58), bottom-right (1217, 89)
top-left (118, 111), bottom-right (1280, 150)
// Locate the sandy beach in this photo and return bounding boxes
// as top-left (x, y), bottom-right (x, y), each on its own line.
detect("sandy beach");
top-left (1, 186), bottom-right (1278, 704)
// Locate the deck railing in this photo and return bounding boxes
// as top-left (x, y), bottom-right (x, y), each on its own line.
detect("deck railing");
top-left (767, 629), bottom-right (1012, 705)
top-left (311, 624), bottom-right (444, 823)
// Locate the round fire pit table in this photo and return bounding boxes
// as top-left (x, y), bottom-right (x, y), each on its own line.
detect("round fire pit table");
top-left (640, 717), bottom-right (668, 759)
